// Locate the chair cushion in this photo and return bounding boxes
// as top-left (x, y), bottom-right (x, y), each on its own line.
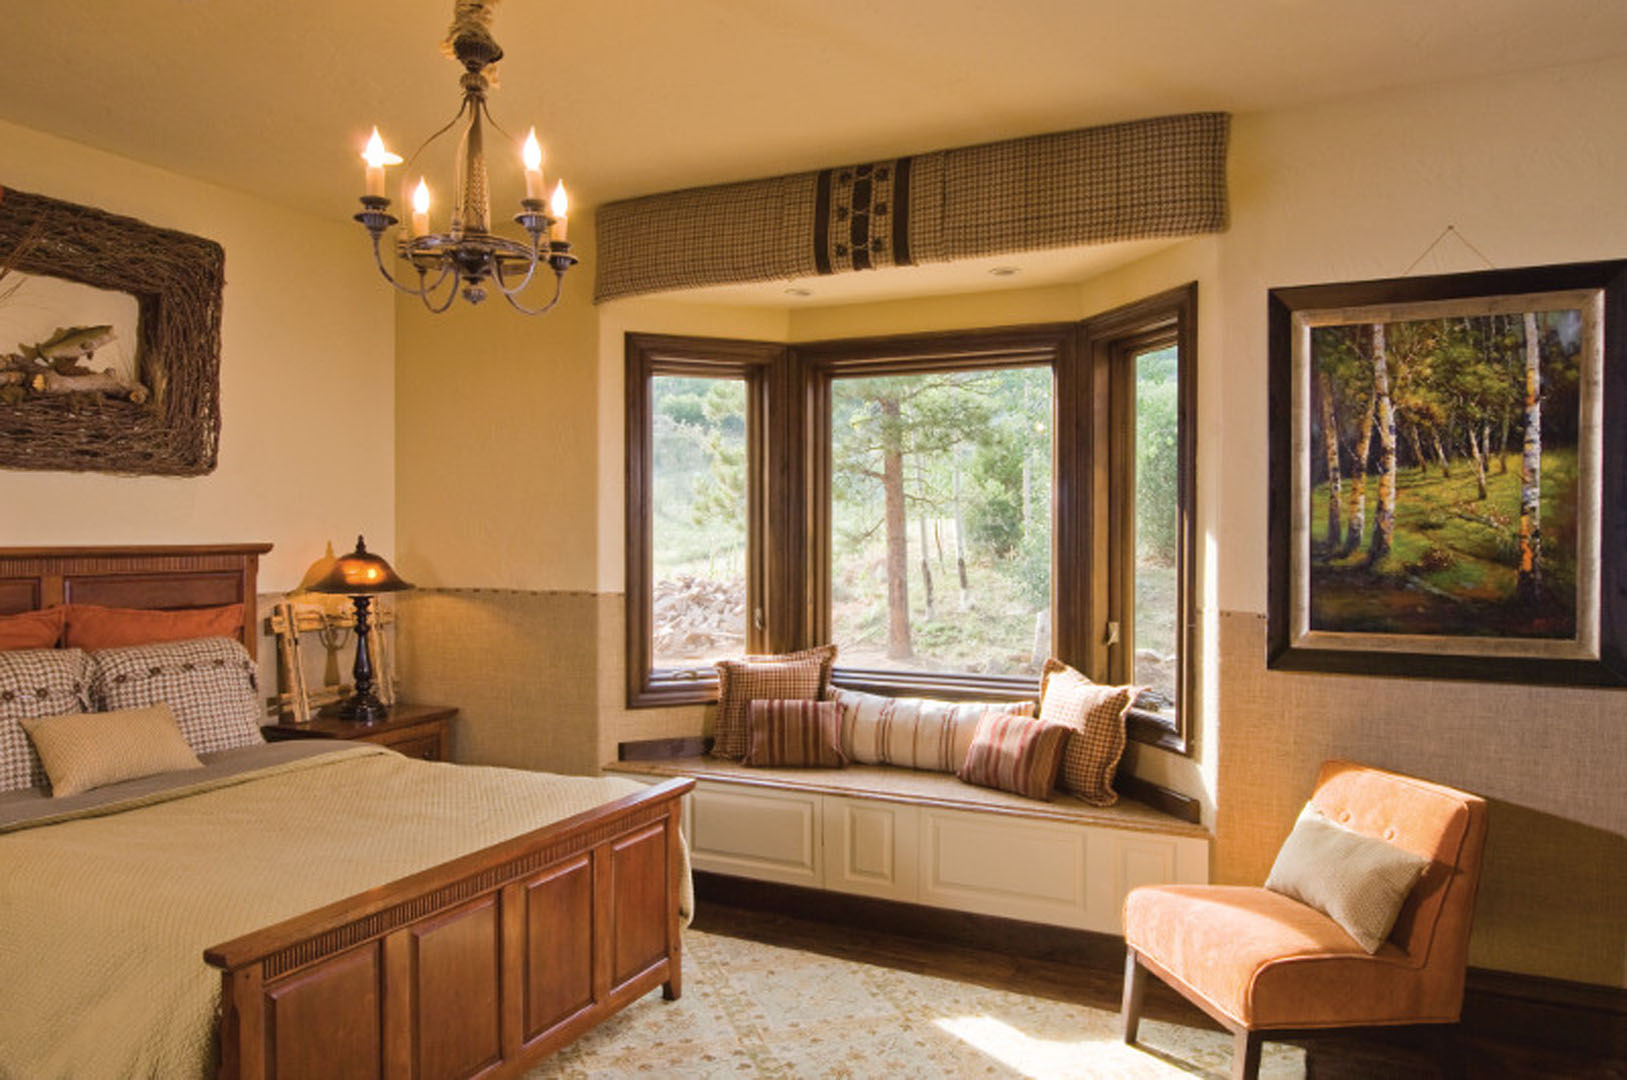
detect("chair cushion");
top-left (1124, 884), bottom-right (1444, 1030)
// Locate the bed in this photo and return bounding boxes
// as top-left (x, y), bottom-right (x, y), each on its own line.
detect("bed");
top-left (0, 544), bottom-right (694, 1080)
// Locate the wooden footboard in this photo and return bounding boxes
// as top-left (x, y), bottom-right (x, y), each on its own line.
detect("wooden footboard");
top-left (205, 777), bottom-right (694, 1080)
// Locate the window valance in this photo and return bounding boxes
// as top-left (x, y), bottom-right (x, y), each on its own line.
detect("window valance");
top-left (594, 111), bottom-right (1228, 303)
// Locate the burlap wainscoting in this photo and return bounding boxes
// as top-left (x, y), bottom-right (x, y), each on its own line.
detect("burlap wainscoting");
top-left (595, 112), bottom-right (1229, 302)
top-left (1215, 610), bottom-right (1627, 988)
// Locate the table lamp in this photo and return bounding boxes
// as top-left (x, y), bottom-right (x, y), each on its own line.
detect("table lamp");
top-left (305, 535), bottom-right (413, 723)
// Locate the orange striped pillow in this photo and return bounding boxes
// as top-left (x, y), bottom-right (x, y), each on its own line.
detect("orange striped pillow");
top-left (955, 712), bottom-right (1070, 801)
top-left (742, 700), bottom-right (846, 768)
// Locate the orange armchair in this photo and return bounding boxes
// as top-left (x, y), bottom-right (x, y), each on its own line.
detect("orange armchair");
top-left (1120, 761), bottom-right (1488, 1080)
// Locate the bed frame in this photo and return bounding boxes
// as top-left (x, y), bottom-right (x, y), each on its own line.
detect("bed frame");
top-left (0, 544), bottom-right (695, 1080)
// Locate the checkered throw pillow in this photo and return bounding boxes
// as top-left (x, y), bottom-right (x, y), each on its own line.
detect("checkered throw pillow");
top-left (1038, 659), bottom-right (1139, 807)
top-left (0, 648), bottom-right (93, 791)
top-left (743, 700), bottom-right (846, 768)
top-left (955, 712), bottom-right (1071, 801)
top-left (91, 637), bottom-right (265, 756)
top-left (711, 645), bottom-right (836, 759)
top-left (828, 687), bottom-right (1037, 774)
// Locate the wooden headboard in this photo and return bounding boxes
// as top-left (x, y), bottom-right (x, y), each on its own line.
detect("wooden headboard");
top-left (0, 544), bottom-right (273, 659)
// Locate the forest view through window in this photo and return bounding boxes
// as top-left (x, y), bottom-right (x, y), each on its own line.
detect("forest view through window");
top-left (1131, 344), bottom-right (1180, 717)
top-left (830, 367), bottom-right (1053, 678)
top-left (650, 374), bottom-right (748, 671)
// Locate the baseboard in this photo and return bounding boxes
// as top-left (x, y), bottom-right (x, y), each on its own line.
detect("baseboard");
top-left (697, 871), bottom-right (1627, 1057)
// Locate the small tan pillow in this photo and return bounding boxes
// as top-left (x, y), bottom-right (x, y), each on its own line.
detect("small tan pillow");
top-left (1037, 659), bottom-right (1139, 806)
top-left (1265, 804), bottom-right (1430, 953)
top-left (21, 703), bottom-right (203, 798)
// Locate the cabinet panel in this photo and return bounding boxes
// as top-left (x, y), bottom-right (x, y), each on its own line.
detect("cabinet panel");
top-left (689, 783), bottom-right (821, 885)
top-left (919, 808), bottom-right (1092, 928)
top-left (822, 797), bottom-right (918, 901)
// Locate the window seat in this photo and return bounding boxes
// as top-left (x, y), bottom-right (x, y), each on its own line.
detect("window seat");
top-left (608, 757), bottom-right (1210, 934)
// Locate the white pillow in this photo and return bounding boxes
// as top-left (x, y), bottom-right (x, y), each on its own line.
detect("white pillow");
top-left (1265, 803), bottom-right (1430, 953)
top-left (827, 687), bottom-right (1036, 773)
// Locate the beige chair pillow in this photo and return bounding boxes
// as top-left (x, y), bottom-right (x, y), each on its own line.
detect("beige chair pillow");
top-left (21, 703), bottom-right (203, 798)
top-left (1265, 803), bottom-right (1430, 953)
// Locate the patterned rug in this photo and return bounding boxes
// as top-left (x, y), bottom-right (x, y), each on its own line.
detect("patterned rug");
top-left (528, 929), bottom-right (1304, 1079)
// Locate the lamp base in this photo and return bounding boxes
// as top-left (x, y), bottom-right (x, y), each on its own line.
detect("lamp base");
top-left (337, 692), bottom-right (391, 725)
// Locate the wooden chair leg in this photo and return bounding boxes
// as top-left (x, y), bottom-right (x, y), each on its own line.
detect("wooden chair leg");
top-left (1232, 1028), bottom-right (1262, 1080)
top-left (1120, 948), bottom-right (1147, 1045)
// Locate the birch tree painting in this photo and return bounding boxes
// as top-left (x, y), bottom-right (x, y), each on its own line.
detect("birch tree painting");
top-left (1306, 305), bottom-right (1584, 639)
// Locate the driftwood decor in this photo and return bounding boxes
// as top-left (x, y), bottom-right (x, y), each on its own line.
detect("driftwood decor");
top-left (0, 185), bottom-right (224, 474)
top-left (268, 600), bottom-right (399, 723)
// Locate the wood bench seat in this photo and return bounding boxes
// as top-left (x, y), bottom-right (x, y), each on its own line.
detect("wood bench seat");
top-left (608, 757), bottom-right (1211, 934)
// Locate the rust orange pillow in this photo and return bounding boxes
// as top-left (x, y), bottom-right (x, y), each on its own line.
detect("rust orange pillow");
top-left (63, 603), bottom-right (244, 650)
top-left (0, 608), bottom-right (64, 651)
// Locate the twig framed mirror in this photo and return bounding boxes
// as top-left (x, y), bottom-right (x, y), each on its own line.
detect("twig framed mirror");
top-left (0, 185), bottom-right (224, 474)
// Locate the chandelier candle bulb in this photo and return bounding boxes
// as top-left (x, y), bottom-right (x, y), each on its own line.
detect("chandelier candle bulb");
top-left (549, 181), bottom-right (569, 242)
top-left (411, 179), bottom-right (431, 237)
top-left (522, 128), bottom-right (545, 200)
top-left (361, 127), bottom-right (402, 199)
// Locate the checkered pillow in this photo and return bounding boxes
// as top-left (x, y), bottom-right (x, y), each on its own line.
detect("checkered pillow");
top-left (828, 687), bottom-right (1038, 773)
top-left (1038, 659), bottom-right (1139, 807)
top-left (91, 637), bottom-right (265, 755)
top-left (955, 712), bottom-right (1071, 801)
top-left (711, 645), bottom-right (836, 759)
top-left (0, 648), bottom-right (92, 791)
top-left (743, 700), bottom-right (847, 768)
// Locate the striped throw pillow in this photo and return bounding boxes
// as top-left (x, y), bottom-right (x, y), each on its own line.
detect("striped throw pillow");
top-left (91, 637), bottom-right (265, 756)
top-left (955, 712), bottom-right (1071, 801)
top-left (743, 700), bottom-right (846, 768)
top-left (829, 687), bottom-right (1038, 774)
top-left (711, 645), bottom-right (836, 759)
top-left (0, 648), bottom-right (93, 791)
top-left (1038, 659), bottom-right (1139, 807)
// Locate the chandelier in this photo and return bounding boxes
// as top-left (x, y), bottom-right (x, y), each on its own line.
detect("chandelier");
top-left (353, 2), bottom-right (576, 315)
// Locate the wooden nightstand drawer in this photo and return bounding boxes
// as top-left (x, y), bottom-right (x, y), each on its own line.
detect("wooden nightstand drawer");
top-left (383, 733), bottom-right (443, 761)
top-left (262, 704), bottom-right (456, 761)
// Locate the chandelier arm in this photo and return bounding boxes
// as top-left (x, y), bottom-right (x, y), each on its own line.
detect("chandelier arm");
top-left (368, 233), bottom-right (458, 298)
top-left (418, 269), bottom-right (461, 314)
top-left (497, 268), bottom-right (567, 317)
top-left (492, 238), bottom-right (543, 297)
top-left (399, 99), bottom-right (471, 179)
top-left (478, 100), bottom-right (516, 145)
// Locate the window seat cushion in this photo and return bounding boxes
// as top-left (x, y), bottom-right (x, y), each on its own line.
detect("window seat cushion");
top-left (610, 756), bottom-right (1209, 839)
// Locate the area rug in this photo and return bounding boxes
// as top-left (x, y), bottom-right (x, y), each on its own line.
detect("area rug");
top-left (528, 929), bottom-right (1304, 1078)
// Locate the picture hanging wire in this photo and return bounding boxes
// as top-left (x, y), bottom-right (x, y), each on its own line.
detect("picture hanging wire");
top-left (1400, 224), bottom-right (1497, 277)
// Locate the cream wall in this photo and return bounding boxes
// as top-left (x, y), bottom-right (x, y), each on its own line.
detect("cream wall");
top-left (395, 57), bottom-right (1627, 985)
top-left (0, 118), bottom-right (395, 592)
top-left (1205, 58), bottom-right (1627, 986)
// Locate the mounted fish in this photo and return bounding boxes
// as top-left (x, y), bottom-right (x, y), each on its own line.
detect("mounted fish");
top-left (11, 325), bottom-right (149, 403)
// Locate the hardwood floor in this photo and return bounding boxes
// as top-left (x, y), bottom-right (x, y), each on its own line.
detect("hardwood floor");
top-left (690, 902), bottom-right (1627, 1079)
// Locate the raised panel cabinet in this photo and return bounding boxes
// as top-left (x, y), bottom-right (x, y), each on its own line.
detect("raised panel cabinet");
top-left (822, 797), bottom-right (919, 901)
top-left (688, 782), bottom-right (822, 886)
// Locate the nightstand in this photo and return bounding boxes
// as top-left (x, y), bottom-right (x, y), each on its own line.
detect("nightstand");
top-left (262, 704), bottom-right (456, 762)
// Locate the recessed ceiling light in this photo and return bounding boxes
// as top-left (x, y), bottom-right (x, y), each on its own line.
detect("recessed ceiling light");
top-left (989, 266), bottom-right (1021, 277)
top-left (785, 286), bottom-right (813, 297)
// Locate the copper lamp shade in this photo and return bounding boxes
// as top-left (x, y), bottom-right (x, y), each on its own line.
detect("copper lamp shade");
top-left (305, 536), bottom-right (412, 724)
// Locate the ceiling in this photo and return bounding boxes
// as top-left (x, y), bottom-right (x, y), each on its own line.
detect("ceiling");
top-left (2, 2), bottom-right (1623, 304)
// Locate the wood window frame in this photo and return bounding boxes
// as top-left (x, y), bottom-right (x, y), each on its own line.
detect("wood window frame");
top-left (795, 323), bottom-right (1085, 701)
top-left (624, 333), bottom-right (788, 708)
top-left (624, 285), bottom-right (1197, 758)
top-left (1084, 283), bottom-right (1199, 754)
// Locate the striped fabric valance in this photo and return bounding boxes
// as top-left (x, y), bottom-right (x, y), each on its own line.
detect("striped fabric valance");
top-left (594, 111), bottom-right (1229, 303)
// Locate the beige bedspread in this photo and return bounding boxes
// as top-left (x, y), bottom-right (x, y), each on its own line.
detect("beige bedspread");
top-left (0, 745), bottom-right (690, 1080)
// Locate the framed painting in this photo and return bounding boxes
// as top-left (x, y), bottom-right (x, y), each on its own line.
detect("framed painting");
top-left (1268, 260), bottom-right (1627, 685)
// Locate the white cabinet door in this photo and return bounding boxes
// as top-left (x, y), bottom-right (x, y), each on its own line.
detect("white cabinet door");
top-left (822, 797), bottom-right (919, 901)
top-left (918, 807), bottom-right (1093, 929)
top-left (688, 782), bottom-right (823, 886)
